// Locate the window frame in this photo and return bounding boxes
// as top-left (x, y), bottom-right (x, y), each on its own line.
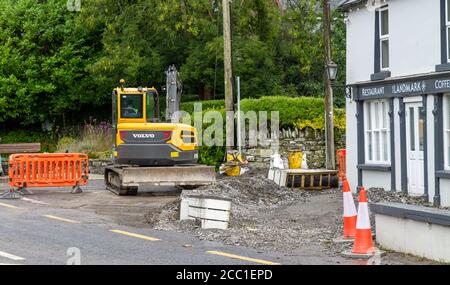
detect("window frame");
top-left (364, 99), bottom-right (391, 165)
top-left (120, 93), bottom-right (144, 119)
top-left (379, 6), bottom-right (390, 71)
top-left (444, 94), bottom-right (450, 170)
top-left (446, 0), bottom-right (450, 63)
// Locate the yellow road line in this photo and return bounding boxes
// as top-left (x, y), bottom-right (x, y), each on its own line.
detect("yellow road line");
top-left (43, 215), bottom-right (80, 224)
top-left (0, 202), bottom-right (18, 209)
top-left (207, 251), bottom-right (281, 265)
top-left (110, 230), bottom-right (161, 241)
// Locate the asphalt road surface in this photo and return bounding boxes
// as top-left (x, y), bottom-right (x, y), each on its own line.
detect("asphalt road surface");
top-left (0, 177), bottom-right (336, 265)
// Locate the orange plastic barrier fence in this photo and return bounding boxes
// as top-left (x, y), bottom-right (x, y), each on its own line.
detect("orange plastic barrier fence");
top-left (337, 149), bottom-right (346, 181)
top-left (8, 153), bottom-right (89, 189)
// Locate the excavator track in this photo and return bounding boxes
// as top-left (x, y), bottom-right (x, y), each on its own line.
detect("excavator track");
top-left (104, 165), bottom-right (216, 196)
top-left (105, 167), bottom-right (138, 196)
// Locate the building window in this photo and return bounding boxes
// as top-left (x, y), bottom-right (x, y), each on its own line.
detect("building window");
top-left (444, 95), bottom-right (450, 169)
top-left (447, 0), bottom-right (450, 62)
top-left (379, 7), bottom-right (389, 70)
top-left (365, 100), bottom-right (390, 164)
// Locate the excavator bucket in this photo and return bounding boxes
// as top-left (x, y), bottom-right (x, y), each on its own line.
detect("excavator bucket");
top-left (105, 165), bottom-right (216, 195)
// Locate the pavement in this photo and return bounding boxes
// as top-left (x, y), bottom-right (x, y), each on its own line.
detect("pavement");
top-left (0, 176), bottom-right (338, 265)
top-left (0, 175), bottom-right (438, 265)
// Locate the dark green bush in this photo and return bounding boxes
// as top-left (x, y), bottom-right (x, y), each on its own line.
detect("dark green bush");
top-left (181, 96), bottom-right (346, 167)
top-left (0, 129), bottom-right (57, 152)
top-left (181, 96), bottom-right (346, 129)
top-left (241, 96), bottom-right (327, 129)
top-left (181, 100), bottom-right (225, 114)
top-left (198, 146), bottom-right (225, 169)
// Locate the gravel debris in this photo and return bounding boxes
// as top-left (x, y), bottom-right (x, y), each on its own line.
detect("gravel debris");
top-left (141, 170), bottom-right (442, 264)
top-left (367, 188), bottom-right (449, 210)
top-left (368, 188), bottom-right (432, 207)
top-left (144, 169), bottom-right (344, 254)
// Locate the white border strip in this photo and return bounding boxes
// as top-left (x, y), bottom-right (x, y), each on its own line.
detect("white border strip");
top-left (0, 251), bottom-right (25, 261)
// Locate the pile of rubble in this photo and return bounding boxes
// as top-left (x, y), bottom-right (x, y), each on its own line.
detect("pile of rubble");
top-left (142, 172), bottom-right (442, 264)
top-left (145, 170), bottom-right (343, 253)
top-left (367, 188), bottom-right (439, 208)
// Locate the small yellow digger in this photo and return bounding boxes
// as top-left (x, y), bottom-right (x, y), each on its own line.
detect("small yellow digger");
top-left (105, 71), bottom-right (216, 196)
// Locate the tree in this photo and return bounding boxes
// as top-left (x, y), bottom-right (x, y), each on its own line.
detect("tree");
top-left (0, 0), bottom-right (347, 129)
top-left (0, 0), bottom-right (100, 126)
top-left (83, 0), bottom-right (285, 101)
top-left (275, 0), bottom-right (346, 106)
top-left (276, 0), bottom-right (324, 97)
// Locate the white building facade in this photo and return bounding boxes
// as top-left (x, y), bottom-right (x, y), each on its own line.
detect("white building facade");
top-left (340, 0), bottom-right (450, 207)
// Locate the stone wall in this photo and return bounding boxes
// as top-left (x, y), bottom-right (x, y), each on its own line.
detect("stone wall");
top-left (87, 127), bottom-right (346, 173)
top-left (89, 159), bottom-right (113, 174)
top-left (243, 127), bottom-right (346, 169)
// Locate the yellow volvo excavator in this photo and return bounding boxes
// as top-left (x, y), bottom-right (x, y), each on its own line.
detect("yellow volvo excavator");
top-left (105, 69), bottom-right (216, 195)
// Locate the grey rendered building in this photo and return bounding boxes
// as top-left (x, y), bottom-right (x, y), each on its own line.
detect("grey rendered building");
top-left (340, 0), bottom-right (450, 207)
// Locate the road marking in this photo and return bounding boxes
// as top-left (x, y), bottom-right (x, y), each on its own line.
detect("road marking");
top-left (0, 251), bottom-right (25, 261)
top-left (110, 230), bottom-right (161, 241)
top-left (22, 197), bottom-right (48, 205)
top-left (89, 174), bottom-right (104, 180)
top-left (43, 215), bottom-right (80, 224)
top-left (0, 202), bottom-right (18, 209)
top-left (0, 263), bottom-right (23, 265)
top-left (206, 251), bottom-right (281, 265)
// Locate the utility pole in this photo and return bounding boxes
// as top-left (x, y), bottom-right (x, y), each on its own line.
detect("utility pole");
top-left (223, 0), bottom-right (234, 149)
top-left (322, 0), bottom-right (336, 170)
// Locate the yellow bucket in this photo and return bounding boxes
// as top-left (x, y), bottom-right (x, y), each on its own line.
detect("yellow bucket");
top-left (226, 166), bottom-right (241, 177)
top-left (288, 151), bottom-right (303, 169)
top-left (225, 152), bottom-right (244, 177)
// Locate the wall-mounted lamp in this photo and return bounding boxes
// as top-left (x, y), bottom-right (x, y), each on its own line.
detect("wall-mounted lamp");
top-left (326, 61), bottom-right (338, 81)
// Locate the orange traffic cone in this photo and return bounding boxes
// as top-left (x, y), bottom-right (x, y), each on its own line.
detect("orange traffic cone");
top-left (343, 177), bottom-right (357, 239)
top-left (352, 187), bottom-right (375, 255)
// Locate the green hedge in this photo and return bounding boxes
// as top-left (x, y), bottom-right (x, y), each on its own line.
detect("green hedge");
top-left (0, 129), bottom-right (57, 152)
top-left (181, 99), bottom-right (225, 114)
top-left (181, 96), bottom-right (346, 130)
top-left (181, 96), bottom-right (346, 167)
top-left (0, 97), bottom-right (345, 168)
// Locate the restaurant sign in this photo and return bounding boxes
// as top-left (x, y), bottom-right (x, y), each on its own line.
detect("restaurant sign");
top-left (357, 75), bottom-right (450, 99)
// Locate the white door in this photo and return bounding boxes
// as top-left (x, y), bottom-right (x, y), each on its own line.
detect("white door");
top-left (405, 102), bottom-right (425, 196)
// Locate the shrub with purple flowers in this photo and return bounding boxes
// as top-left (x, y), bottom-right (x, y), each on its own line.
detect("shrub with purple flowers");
top-left (56, 122), bottom-right (112, 159)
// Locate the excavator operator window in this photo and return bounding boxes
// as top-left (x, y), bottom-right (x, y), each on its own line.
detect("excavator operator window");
top-left (120, 94), bottom-right (143, 119)
top-left (146, 91), bottom-right (160, 122)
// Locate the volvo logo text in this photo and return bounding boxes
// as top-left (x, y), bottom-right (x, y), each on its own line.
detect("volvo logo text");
top-left (132, 134), bottom-right (156, 139)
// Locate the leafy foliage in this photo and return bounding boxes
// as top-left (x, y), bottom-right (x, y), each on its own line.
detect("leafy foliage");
top-left (55, 122), bottom-right (112, 159)
top-left (181, 96), bottom-right (346, 130)
top-left (0, 0), bottom-right (347, 145)
top-left (0, 0), bottom-right (101, 126)
top-left (0, 129), bottom-right (57, 152)
top-left (182, 96), bottom-right (346, 167)
top-left (198, 145), bottom-right (225, 169)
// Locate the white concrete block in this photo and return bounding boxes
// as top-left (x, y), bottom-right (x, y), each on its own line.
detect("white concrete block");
top-left (187, 197), bottom-right (231, 211)
top-left (273, 169), bottom-right (281, 186)
top-left (201, 220), bottom-right (229, 230)
top-left (273, 169), bottom-right (287, 187)
top-left (181, 196), bottom-right (232, 230)
top-left (268, 169), bottom-right (275, 181)
top-left (188, 207), bottom-right (230, 221)
top-left (179, 199), bottom-right (192, 220)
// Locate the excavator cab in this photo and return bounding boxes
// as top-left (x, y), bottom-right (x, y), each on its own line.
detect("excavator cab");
top-left (112, 84), bottom-right (159, 124)
top-left (111, 84), bottom-right (198, 167)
